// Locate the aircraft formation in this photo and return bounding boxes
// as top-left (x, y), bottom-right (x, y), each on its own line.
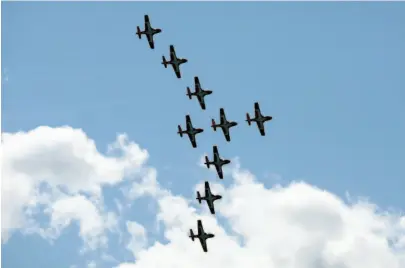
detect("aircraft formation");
top-left (137, 14), bottom-right (273, 253)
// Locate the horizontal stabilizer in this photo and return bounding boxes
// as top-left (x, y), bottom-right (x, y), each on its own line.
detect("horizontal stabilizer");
top-left (186, 87), bottom-right (192, 99)
top-left (196, 191), bottom-right (202, 204)
top-left (246, 113), bottom-right (251, 125)
top-left (177, 125), bottom-right (183, 137)
top-left (204, 156), bottom-right (210, 169)
top-left (189, 229), bottom-right (195, 241)
top-left (211, 119), bottom-right (217, 131)
top-left (136, 26), bottom-right (142, 39)
top-left (162, 56), bottom-right (167, 68)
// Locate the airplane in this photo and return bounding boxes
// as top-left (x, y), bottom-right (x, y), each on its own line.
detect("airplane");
top-left (136, 15), bottom-right (162, 49)
top-left (204, 145), bottom-right (230, 179)
top-left (246, 102), bottom-right (273, 136)
top-left (162, 45), bottom-right (188, 79)
top-left (196, 181), bottom-right (222, 215)
top-left (211, 108), bottom-right (238, 142)
top-left (186, 76), bottom-right (213, 110)
top-left (189, 219), bottom-right (215, 253)
top-left (177, 115), bottom-right (204, 148)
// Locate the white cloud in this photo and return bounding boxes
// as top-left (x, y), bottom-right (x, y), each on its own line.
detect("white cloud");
top-left (126, 221), bottom-right (148, 258)
top-left (87, 260), bottom-right (96, 268)
top-left (1, 126), bottom-right (157, 250)
top-left (44, 195), bottom-right (118, 249)
top-left (118, 160), bottom-right (405, 268)
top-left (3, 125), bottom-right (405, 267)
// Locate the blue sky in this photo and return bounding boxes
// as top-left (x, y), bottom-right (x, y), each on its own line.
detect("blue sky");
top-left (2, 2), bottom-right (405, 268)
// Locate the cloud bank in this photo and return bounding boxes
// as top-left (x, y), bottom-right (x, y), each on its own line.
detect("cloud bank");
top-left (2, 126), bottom-right (405, 268)
top-left (1, 126), bottom-right (155, 250)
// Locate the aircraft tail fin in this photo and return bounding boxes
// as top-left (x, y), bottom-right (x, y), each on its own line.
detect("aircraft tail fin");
top-left (246, 113), bottom-right (251, 125)
top-left (211, 119), bottom-right (217, 131)
top-left (177, 125), bottom-right (183, 137)
top-left (186, 87), bottom-right (193, 99)
top-left (204, 156), bottom-right (210, 169)
top-left (162, 56), bottom-right (168, 68)
top-left (189, 229), bottom-right (195, 241)
top-left (136, 26), bottom-right (142, 39)
top-left (196, 191), bottom-right (202, 204)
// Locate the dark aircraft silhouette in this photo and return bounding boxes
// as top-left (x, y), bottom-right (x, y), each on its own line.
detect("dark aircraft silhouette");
top-left (136, 15), bottom-right (162, 49)
top-left (211, 108), bottom-right (238, 142)
top-left (162, 45), bottom-right (188, 79)
top-left (246, 102), bottom-right (273, 136)
top-left (177, 115), bottom-right (203, 148)
top-left (204, 146), bottom-right (231, 179)
top-left (186, 76), bottom-right (213, 110)
top-left (197, 181), bottom-right (222, 215)
top-left (189, 220), bottom-right (214, 252)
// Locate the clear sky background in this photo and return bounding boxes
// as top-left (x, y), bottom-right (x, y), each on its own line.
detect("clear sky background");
top-left (2, 2), bottom-right (405, 268)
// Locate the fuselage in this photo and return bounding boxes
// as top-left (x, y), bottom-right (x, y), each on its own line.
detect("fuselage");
top-left (171, 56), bottom-right (187, 67)
top-left (215, 157), bottom-right (229, 167)
top-left (171, 57), bottom-right (180, 66)
top-left (199, 232), bottom-right (214, 241)
top-left (220, 121), bottom-right (237, 129)
top-left (145, 25), bottom-right (153, 35)
top-left (252, 114), bottom-right (268, 122)
top-left (207, 195), bottom-right (220, 203)
top-left (196, 89), bottom-right (210, 98)
top-left (187, 127), bottom-right (202, 136)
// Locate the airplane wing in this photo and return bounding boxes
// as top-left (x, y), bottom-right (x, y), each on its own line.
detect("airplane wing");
top-left (185, 115), bottom-right (197, 147)
top-left (172, 64), bottom-right (181, 78)
top-left (207, 200), bottom-right (216, 214)
top-left (213, 146), bottom-right (219, 162)
top-left (146, 35), bottom-right (154, 49)
top-left (194, 77), bottom-right (201, 91)
top-left (169, 45), bottom-right (181, 78)
top-left (144, 15), bottom-right (150, 28)
top-left (257, 121), bottom-right (266, 136)
top-left (254, 102), bottom-right (261, 118)
top-left (170, 45), bottom-right (176, 60)
top-left (205, 182), bottom-right (216, 214)
top-left (215, 164), bottom-right (223, 179)
top-left (197, 220), bottom-right (204, 235)
top-left (197, 220), bottom-right (208, 252)
top-left (197, 95), bottom-right (206, 110)
top-left (204, 181), bottom-right (211, 196)
top-left (188, 133), bottom-right (197, 148)
top-left (200, 237), bottom-right (208, 252)
top-left (186, 115), bottom-right (192, 129)
top-left (220, 108), bottom-right (226, 123)
top-left (222, 127), bottom-right (231, 142)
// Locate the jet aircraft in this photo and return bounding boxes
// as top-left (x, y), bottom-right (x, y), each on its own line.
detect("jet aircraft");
top-left (204, 146), bottom-right (231, 179)
top-left (189, 220), bottom-right (215, 253)
top-left (196, 181), bottom-right (222, 215)
top-left (211, 108), bottom-right (238, 142)
top-left (136, 15), bottom-right (162, 49)
top-left (186, 76), bottom-right (213, 110)
top-left (177, 115), bottom-right (204, 148)
top-left (162, 45), bottom-right (188, 79)
top-left (246, 102), bottom-right (273, 136)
